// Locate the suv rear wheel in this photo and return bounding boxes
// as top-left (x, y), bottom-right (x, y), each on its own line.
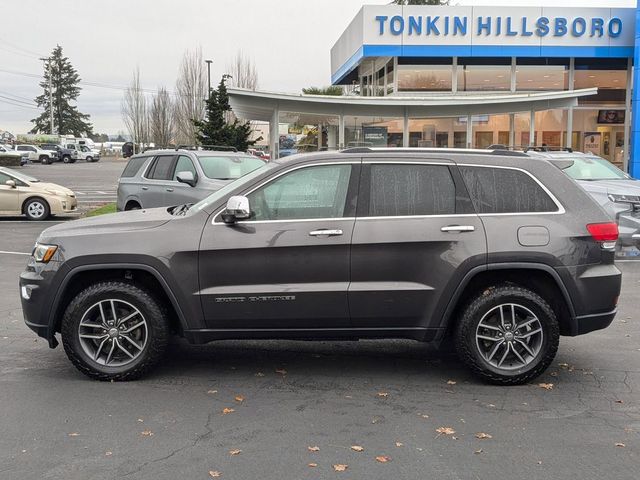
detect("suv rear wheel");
top-left (454, 285), bottom-right (559, 385)
top-left (61, 281), bottom-right (169, 381)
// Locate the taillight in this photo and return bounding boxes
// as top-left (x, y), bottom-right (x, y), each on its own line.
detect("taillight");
top-left (587, 222), bottom-right (619, 242)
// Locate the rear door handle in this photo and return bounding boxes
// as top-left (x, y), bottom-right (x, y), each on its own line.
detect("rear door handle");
top-left (166, 188), bottom-right (174, 192)
top-left (141, 186), bottom-right (149, 190)
top-left (309, 229), bottom-right (343, 237)
top-left (440, 225), bottom-right (475, 233)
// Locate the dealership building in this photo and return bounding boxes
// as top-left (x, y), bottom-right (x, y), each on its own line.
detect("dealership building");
top-left (229, 4), bottom-right (640, 175)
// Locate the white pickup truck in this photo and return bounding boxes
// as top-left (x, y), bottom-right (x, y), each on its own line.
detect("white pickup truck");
top-left (64, 143), bottom-right (100, 162)
top-left (14, 144), bottom-right (60, 164)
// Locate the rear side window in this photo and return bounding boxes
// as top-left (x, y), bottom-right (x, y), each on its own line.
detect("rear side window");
top-left (368, 164), bottom-right (456, 216)
top-left (459, 166), bottom-right (558, 214)
top-left (121, 156), bottom-right (148, 178)
top-left (146, 155), bottom-right (175, 180)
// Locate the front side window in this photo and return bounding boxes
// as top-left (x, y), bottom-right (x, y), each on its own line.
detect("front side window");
top-left (0, 172), bottom-right (11, 184)
top-left (147, 155), bottom-right (175, 180)
top-left (247, 165), bottom-right (351, 221)
top-left (198, 155), bottom-right (264, 180)
top-left (368, 164), bottom-right (456, 216)
top-left (173, 155), bottom-right (197, 180)
top-left (460, 166), bottom-right (558, 214)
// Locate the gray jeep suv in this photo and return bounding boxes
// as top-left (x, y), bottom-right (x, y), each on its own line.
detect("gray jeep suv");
top-left (20, 148), bottom-right (621, 384)
top-left (116, 148), bottom-right (265, 211)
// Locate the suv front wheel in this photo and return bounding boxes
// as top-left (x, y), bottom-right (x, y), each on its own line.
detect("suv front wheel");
top-left (455, 285), bottom-right (559, 385)
top-left (61, 281), bottom-right (169, 381)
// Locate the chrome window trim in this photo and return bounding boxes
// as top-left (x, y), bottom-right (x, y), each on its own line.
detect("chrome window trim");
top-left (460, 163), bottom-right (565, 216)
top-left (212, 161), bottom-right (361, 225)
top-left (357, 214), bottom-right (478, 221)
top-left (142, 154), bottom-right (177, 182)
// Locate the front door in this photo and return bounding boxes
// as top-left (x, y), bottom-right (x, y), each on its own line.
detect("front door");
top-left (349, 160), bottom-right (486, 335)
top-left (198, 162), bottom-right (359, 331)
top-left (0, 172), bottom-right (19, 213)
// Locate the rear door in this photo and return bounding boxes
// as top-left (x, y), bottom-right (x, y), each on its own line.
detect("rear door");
top-left (141, 155), bottom-right (176, 208)
top-left (348, 159), bottom-right (487, 335)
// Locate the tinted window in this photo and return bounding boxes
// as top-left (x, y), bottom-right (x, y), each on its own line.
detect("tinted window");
top-left (199, 155), bottom-right (264, 180)
top-left (369, 164), bottom-right (456, 216)
top-left (248, 165), bottom-right (351, 221)
top-left (173, 155), bottom-right (197, 180)
top-left (460, 166), bottom-right (557, 214)
top-left (147, 156), bottom-right (175, 180)
top-left (121, 156), bottom-right (149, 178)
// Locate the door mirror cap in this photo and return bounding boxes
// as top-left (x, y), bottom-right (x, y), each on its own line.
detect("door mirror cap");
top-left (5, 180), bottom-right (16, 188)
top-left (221, 195), bottom-right (251, 224)
top-left (176, 171), bottom-right (197, 187)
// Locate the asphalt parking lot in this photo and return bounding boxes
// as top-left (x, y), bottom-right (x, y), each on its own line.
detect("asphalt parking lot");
top-left (0, 161), bottom-right (638, 479)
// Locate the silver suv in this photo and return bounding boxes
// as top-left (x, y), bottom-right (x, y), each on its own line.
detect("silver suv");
top-left (116, 148), bottom-right (265, 211)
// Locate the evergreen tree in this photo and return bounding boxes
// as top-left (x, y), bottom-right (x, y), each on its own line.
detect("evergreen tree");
top-left (30, 45), bottom-right (93, 136)
top-left (392, 0), bottom-right (449, 4)
top-left (302, 86), bottom-right (343, 96)
top-left (193, 75), bottom-right (261, 151)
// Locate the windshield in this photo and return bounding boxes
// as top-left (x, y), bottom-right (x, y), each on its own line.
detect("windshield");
top-left (562, 155), bottom-right (629, 181)
top-left (80, 146), bottom-right (91, 152)
top-left (0, 168), bottom-right (39, 183)
top-left (198, 155), bottom-right (265, 180)
top-left (190, 163), bottom-right (276, 214)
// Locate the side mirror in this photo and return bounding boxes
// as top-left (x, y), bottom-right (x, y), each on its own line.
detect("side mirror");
top-left (176, 171), bottom-right (197, 187)
top-left (221, 195), bottom-right (251, 224)
top-left (5, 180), bottom-right (16, 188)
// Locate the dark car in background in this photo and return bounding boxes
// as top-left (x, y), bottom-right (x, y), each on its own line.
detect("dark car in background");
top-left (21, 148), bottom-right (621, 384)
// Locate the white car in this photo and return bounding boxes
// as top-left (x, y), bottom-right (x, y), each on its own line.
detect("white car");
top-left (64, 143), bottom-right (100, 162)
top-left (0, 144), bottom-right (27, 165)
top-left (15, 145), bottom-right (59, 164)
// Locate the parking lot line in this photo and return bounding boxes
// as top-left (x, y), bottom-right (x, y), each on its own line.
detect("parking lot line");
top-left (0, 250), bottom-right (30, 256)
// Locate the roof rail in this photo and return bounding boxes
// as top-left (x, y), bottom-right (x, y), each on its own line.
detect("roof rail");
top-left (340, 147), bottom-right (528, 157)
top-left (176, 144), bottom-right (238, 152)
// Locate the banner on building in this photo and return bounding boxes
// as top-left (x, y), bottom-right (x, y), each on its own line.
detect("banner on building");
top-left (583, 132), bottom-right (602, 155)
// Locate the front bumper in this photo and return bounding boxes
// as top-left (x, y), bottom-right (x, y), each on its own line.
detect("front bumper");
top-left (20, 259), bottom-right (61, 347)
top-left (617, 210), bottom-right (640, 247)
top-left (49, 195), bottom-right (78, 214)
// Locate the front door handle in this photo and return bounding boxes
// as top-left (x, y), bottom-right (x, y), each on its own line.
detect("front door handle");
top-left (440, 225), bottom-right (475, 233)
top-left (166, 188), bottom-right (174, 192)
top-left (309, 229), bottom-right (343, 237)
top-left (141, 186), bottom-right (149, 191)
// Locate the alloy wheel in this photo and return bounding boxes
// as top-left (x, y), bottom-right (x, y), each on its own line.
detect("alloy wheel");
top-left (27, 201), bottom-right (46, 219)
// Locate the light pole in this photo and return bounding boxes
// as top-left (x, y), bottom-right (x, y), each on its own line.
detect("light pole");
top-left (205, 59), bottom-right (213, 99)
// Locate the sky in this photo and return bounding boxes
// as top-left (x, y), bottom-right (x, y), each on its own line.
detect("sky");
top-left (0, 0), bottom-right (636, 134)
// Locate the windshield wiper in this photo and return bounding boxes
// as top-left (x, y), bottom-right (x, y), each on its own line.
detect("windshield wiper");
top-left (172, 203), bottom-right (193, 216)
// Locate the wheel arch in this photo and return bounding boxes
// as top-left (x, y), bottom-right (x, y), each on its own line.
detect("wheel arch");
top-left (22, 195), bottom-right (51, 214)
top-left (441, 263), bottom-right (577, 338)
top-left (49, 264), bottom-right (188, 338)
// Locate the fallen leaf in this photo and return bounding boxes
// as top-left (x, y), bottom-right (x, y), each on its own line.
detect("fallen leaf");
top-left (255, 372), bottom-right (265, 377)
top-left (333, 464), bottom-right (348, 472)
top-left (537, 461), bottom-right (543, 465)
top-left (222, 408), bottom-right (235, 415)
top-left (558, 363), bottom-right (569, 369)
top-left (395, 442), bottom-right (403, 447)
top-left (208, 471), bottom-right (221, 478)
top-left (436, 427), bottom-right (456, 436)
top-left (140, 430), bottom-right (154, 437)
top-left (308, 445), bottom-right (320, 452)
top-left (474, 449), bottom-right (483, 455)
top-left (538, 383), bottom-right (554, 390)
top-left (475, 432), bottom-right (492, 440)
top-left (345, 395), bottom-right (353, 399)
top-left (137, 418), bottom-right (144, 423)
top-left (419, 414), bottom-right (429, 419)
top-left (308, 463), bottom-right (318, 468)
top-left (229, 449), bottom-right (242, 456)
top-left (377, 392), bottom-right (389, 397)
top-left (105, 451), bottom-right (113, 456)
top-left (447, 380), bottom-right (457, 385)
top-left (375, 455), bottom-right (391, 463)
top-left (550, 372), bottom-right (558, 377)
top-left (615, 442), bottom-right (626, 448)
top-left (235, 395), bottom-right (245, 403)
top-left (207, 390), bottom-right (218, 394)
top-left (21, 450), bottom-right (27, 454)
top-left (487, 404), bottom-right (496, 408)
top-left (351, 445), bottom-right (364, 452)
top-left (615, 400), bottom-right (624, 404)
top-left (67, 432), bottom-right (80, 437)
top-left (275, 369), bottom-right (287, 375)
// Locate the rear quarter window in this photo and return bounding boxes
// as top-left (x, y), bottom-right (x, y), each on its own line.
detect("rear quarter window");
top-left (459, 166), bottom-right (558, 214)
top-left (121, 156), bottom-right (149, 178)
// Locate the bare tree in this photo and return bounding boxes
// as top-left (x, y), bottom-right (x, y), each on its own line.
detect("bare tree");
top-left (174, 47), bottom-right (207, 145)
top-left (149, 86), bottom-right (174, 148)
top-left (227, 50), bottom-right (259, 90)
top-left (121, 67), bottom-right (148, 151)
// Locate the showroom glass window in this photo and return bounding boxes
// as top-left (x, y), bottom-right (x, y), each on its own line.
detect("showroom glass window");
top-left (396, 58), bottom-right (453, 92)
top-left (457, 57), bottom-right (511, 92)
top-left (516, 58), bottom-right (569, 91)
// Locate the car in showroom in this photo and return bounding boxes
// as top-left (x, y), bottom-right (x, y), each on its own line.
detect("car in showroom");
top-left (526, 150), bottom-right (640, 254)
top-left (116, 147), bottom-right (265, 211)
top-left (0, 166), bottom-right (77, 220)
top-left (21, 148), bottom-right (621, 384)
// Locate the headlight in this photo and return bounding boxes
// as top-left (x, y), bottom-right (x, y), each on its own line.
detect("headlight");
top-left (32, 243), bottom-right (58, 263)
top-left (607, 193), bottom-right (640, 205)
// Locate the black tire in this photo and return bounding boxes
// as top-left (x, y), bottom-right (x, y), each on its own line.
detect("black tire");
top-left (125, 202), bottom-right (141, 211)
top-left (62, 155), bottom-right (71, 164)
top-left (61, 281), bottom-right (169, 381)
top-left (454, 285), bottom-right (559, 386)
top-left (39, 155), bottom-right (51, 165)
top-left (86, 156), bottom-right (93, 162)
top-left (23, 197), bottom-right (50, 221)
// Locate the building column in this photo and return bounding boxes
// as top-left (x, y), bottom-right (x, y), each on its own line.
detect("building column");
top-left (510, 57), bottom-right (516, 93)
top-left (317, 123), bottom-right (323, 151)
top-left (269, 107), bottom-right (279, 160)
top-left (624, 56), bottom-right (632, 172)
top-left (566, 107), bottom-right (574, 150)
top-left (509, 113), bottom-right (515, 148)
top-left (466, 114), bottom-right (472, 148)
top-left (452, 57), bottom-right (458, 93)
top-left (403, 108), bottom-right (409, 147)
top-left (530, 110), bottom-right (535, 146)
top-left (339, 114), bottom-right (345, 149)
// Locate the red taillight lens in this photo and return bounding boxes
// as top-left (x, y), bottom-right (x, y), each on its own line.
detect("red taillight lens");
top-left (587, 222), bottom-right (619, 242)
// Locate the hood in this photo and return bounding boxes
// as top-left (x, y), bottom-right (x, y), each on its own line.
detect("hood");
top-left (39, 207), bottom-right (173, 241)
top-left (577, 178), bottom-right (640, 197)
top-left (32, 182), bottom-right (75, 196)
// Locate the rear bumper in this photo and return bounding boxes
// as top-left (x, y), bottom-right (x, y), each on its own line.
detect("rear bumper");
top-left (573, 309), bottom-right (617, 335)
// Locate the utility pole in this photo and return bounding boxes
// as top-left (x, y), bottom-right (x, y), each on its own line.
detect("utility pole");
top-left (205, 59), bottom-right (213, 99)
top-left (46, 58), bottom-right (53, 135)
